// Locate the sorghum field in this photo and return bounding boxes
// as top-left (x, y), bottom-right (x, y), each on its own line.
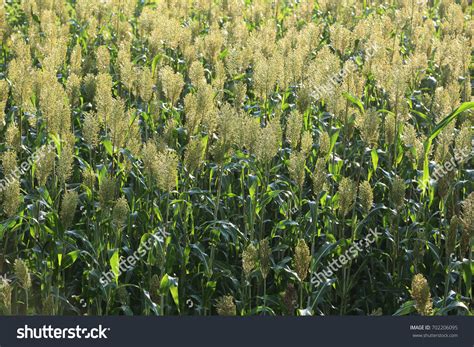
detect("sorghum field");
top-left (0, 0), bottom-right (472, 317)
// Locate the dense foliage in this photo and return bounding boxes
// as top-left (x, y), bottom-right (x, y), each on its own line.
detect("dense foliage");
top-left (0, 0), bottom-right (472, 316)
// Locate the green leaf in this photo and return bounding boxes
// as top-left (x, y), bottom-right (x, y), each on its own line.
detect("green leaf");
top-left (159, 273), bottom-right (180, 310)
top-left (462, 262), bottom-right (472, 298)
top-left (151, 54), bottom-right (162, 77)
top-left (62, 250), bottom-right (80, 269)
top-left (160, 274), bottom-right (169, 292)
top-left (102, 139), bottom-right (113, 156)
top-left (410, 109), bottom-right (428, 121)
top-left (437, 301), bottom-right (470, 315)
top-left (393, 300), bottom-right (416, 316)
top-left (110, 250), bottom-right (120, 284)
top-left (312, 241), bottom-right (340, 268)
top-left (298, 308), bottom-right (313, 316)
top-left (50, 134), bottom-right (61, 152)
top-left (328, 130), bottom-right (340, 157)
top-left (370, 148), bottom-right (379, 172)
top-left (170, 286), bottom-right (179, 309)
top-left (343, 92), bottom-right (365, 114)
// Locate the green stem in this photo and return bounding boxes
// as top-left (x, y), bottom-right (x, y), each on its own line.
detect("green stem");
top-left (214, 166), bottom-right (223, 220)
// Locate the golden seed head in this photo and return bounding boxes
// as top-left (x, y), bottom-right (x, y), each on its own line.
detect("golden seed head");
top-left (125, 113), bottom-right (142, 158)
top-left (358, 180), bottom-right (374, 215)
top-left (0, 277), bottom-right (12, 314)
top-left (66, 73), bottom-right (82, 107)
top-left (141, 141), bottom-right (159, 179)
top-left (338, 177), bottom-right (356, 217)
top-left (82, 168), bottom-right (96, 191)
top-left (356, 109), bottom-right (380, 148)
top-left (201, 25), bottom-right (224, 63)
top-left (384, 114), bottom-right (396, 146)
top-left (1, 150), bottom-right (17, 176)
top-left (242, 243), bottom-right (258, 277)
top-left (233, 81), bottom-right (247, 107)
top-left (96, 45), bottom-right (110, 74)
top-left (82, 73), bottom-right (96, 102)
top-left (294, 239), bottom-right (311, 281)
top-left (35, 145), bottom-right (56, 187)
top-left (253, 51), bottom-right (282, 99)
top-left (402, 124), bottom-right (424, 165)
top-left (237, 113), bottom-right (260, 151)
top-left (215, 295), bottom-right (236, 316)
top-left (184, 93), bottom-right (200, 135)
top-left (117, 43), bottom-right (135, 91)
top-left (155, 149), bottom-right (178, 192)
top-left (159, 66), bottom-right (184, 106)
top-left (95, 73), bottom-right (113, 124)
top-left (253, 116), bottom-right (281, 164)
top-left (311, 158), bottom-right (327, 196)
top-left (434, 131), bottom-right (453, 164)
top-left (5, 122), bottom-right (21, 151)
top-left (0, 79), bottom-right (8, 129)
top-left (149, 274), bottom-right (160, 303)
top-left (70, 44), bottom-right (82, 76)
top-left (60, 190), bottom-right (79, 230)
top-left (83, 112), bottom-right (100, 147)
top-left (288, 150), bottom-right (306, 190)
top-left (189, 61), bottom-right (206, 87)
top-left (57, 139), bottom-right (75, 185)
top-left (0, 3), bottom-right (5, 41)
top-left (184, 137), bottom-right (204, 173)
top-left (99, 174), bottom-right (117, 209)
top-left (108, 98), bottom-right (129, 150)
top-left (455, 122), bottom-right (472, 158)
top-left (286, 111), bottom-right (303, 150)
top-left (8, 56), bottom-right (34, 113)
top-left (391, 177), bottom-right (406, 210)
top-left (329, 23), bottom-right (353, 55)
top-left (2, 177), bottom-right (21, 217)
top-left (162, 118), bottom-right (177, 148)
top-left (112, 197), bottom-right (130, 229)
top-left (411, 274), bottom-right (433, 316)
top-left (14, 259), bottom-right (31, 290)
top-left (39, 74), bottom-right (71, 136)
top-left (300, 131), bottom-right (313, 156)
top-left (138, 67), bottom-right (154, 103)
top-left (318, 131), bottom-right (331, 157)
